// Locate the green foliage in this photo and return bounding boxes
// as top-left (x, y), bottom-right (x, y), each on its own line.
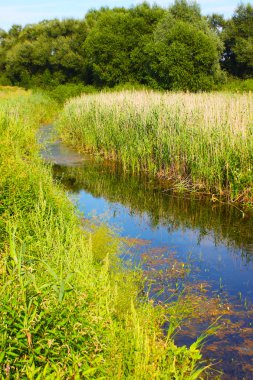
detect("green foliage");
top-left (0, 73), bottom-right (11, 86)
top-left (83, 4), bottom-right (164, 87)
top-left (169, 0), bottom-right (203, 25)
top-left (219, 77), bottom-right (253, 92)
top-left (145, 1), bottom-right (223, 91)
top-left (0, 19), bottom-right (88, 88)
top-left (47, 83), bottom-right (97, 103)
top-left (84, 11), bottom-right (135, 86)
top-left (207, 13), bottom-right (226, 34)
top-left (1, 1), bottom-right (242, 91)
top-left (57, 90), bottom-right (253, 205)
top-left (222, 3), bottom-right (253, 77)
top-left (0, 91), bottom-right (207, 378)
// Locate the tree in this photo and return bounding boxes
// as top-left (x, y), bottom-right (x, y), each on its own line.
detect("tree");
top-left (207, 13), bottom-right (226, 34)
top-left (84, 5), bottom-right (164, 87)
top-left (144, 0), bottom-right (223, 91)
top-left (129, 3), bottom-right (165, 84)
top-left (1, 19), bottom-right (88, 87)
top-left (222, 3), bottom-right (253, 77)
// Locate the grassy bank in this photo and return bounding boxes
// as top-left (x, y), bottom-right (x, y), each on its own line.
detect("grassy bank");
top-left (0, 90), bottom-right (207, 378)
top-left (57, 91), bottom-right (253, 207)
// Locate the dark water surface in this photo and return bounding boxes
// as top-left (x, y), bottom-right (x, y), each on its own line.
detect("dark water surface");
top-left (40, 126), bottom-right (253, 379)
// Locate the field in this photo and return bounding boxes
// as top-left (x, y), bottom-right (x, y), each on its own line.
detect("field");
top-left (0, 90), bottom-right (207, 378)
top-left (57, 91), bottom-right (253, 206)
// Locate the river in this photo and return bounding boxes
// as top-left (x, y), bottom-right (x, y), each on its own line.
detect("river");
top-left (40, 126), bottom-right (253, 379)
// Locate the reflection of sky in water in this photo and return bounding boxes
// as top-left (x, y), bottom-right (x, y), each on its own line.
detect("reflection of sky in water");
top-left (40, 128), bottom-right (253, 302)
top-left (39, 125), bottom-right (86, 166)
top-left (41, 127), bottom-right (253, 379)
top-left (72, 189), bottom-right (253, 301)
top-left (72, 187), bottom-right (253, 379)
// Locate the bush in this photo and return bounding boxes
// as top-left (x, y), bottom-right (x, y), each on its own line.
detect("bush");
top-left (220, 78), bottom-right (253, 92)
top-left (48, 83), bottom-right (97, 103)
top-left (0, 74), bottom-right (12, 86)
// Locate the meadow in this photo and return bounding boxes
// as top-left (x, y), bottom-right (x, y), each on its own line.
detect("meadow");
top-left (57, 90), bottom-right (253, 207)
top-left (0, 89), bottom-right (207, 378)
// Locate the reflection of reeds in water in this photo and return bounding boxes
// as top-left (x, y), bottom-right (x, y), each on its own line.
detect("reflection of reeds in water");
top-left (57, 91), bottom-right (253, 204)
top-left (53, 163), bottom-right (253, 261)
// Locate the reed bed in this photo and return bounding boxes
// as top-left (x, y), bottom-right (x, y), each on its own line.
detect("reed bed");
top-left (57, 91), bottom-right (253, 205)
top-left (0, 91), bottom-right (206, 378)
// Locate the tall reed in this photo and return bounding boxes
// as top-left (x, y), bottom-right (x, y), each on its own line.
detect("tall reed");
top-left (0, 90), bottom-right (207, 378)
top-left (57, 90), bottom-right (253, 205)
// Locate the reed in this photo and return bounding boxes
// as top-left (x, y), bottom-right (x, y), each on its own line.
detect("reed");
top-left (0, 91), bottom-right (207, 378)
top-left (57, 90), bottom-right (253, 206)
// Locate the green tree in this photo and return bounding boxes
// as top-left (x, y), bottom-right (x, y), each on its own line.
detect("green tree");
top-left (207, 13), bottom-right (226, 34)
top-left (144, 0), bottom-right (223, 91)
top-left (129, 3), bottom-right (165, 84)
top-left (222, 3), bottom-right (253, 77)
top-left (1, 19), bottom-right (88, 87)
top-left (84, 4), bottom-right (164, 87)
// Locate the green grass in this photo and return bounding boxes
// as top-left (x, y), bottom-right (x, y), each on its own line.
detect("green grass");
top-left (56, 90), bottom-right (253, 206)
top-left (0, 90), bottom-right (208, 378)
top-left (219, 78), bottom-right (253, 93)
top-left (44, 83), bottom-right (98, 104)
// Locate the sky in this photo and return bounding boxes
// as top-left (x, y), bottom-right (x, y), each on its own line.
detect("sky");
top-left (0, 0), bottom-right (248, 31)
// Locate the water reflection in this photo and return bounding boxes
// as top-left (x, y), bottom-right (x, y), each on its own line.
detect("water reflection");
top-left (41, 127), bottom-right (253, 379)
top-left (52, 163), bottom-right (253, 262)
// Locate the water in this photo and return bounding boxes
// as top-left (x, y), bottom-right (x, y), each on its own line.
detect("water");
top-left (40, 126), bottom-right (253, 379)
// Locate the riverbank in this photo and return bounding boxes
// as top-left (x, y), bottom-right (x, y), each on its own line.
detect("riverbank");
top-left (0, 91), bottom-right (207, 377)
top-left (49, 134), bottom-right (253, 379)
top-left (56, 90), bottom-right (253, 209)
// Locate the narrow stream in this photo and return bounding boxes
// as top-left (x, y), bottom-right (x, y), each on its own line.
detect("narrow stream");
top-left (40, 126), bottom-right (253, 379)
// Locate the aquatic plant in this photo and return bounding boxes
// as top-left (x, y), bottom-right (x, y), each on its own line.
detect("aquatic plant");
top-left (57, 90), bottom-right (253, 206)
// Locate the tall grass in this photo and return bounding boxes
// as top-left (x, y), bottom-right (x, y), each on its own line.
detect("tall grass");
top-left (0, 85), bottom-right (28, 98)
top-left (0, 91), bottom-right (207, 378)
top-left (57, 91), bottom-right (253, 205)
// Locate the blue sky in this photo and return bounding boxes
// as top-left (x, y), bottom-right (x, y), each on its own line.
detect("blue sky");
top-left (0, 0), bottom-right (247, 31)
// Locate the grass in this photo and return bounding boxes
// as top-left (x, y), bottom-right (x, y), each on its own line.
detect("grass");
top-left (0, 90), bottom-right (209, 378)
top-left (56, 90), bottom-right (253, 207)
top-left (44, 84), bottom-right (97, 104)
top-left (0, 86), bottom-right (30, 99)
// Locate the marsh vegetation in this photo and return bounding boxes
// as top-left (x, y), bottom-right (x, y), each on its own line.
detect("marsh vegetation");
top-left (46, 126), bottom-right (253, 379)
top-left (0, 89), bottom-right (211, 379)
top-left (57, 90), bottom-right (253, 206)
top-left (1, 1), bottom-right (253, 378)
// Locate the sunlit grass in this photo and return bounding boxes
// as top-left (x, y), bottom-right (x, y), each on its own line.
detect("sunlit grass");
top-left (57, 90), bottom-right (253, 205)
top-left (0, 85), bottom-right (29, 99)
top-left (0, 91), bottom-right (208, 378)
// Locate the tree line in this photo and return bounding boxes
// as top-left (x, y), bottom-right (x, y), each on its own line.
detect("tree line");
top-left (0, 1), bottom-right (252, 91)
